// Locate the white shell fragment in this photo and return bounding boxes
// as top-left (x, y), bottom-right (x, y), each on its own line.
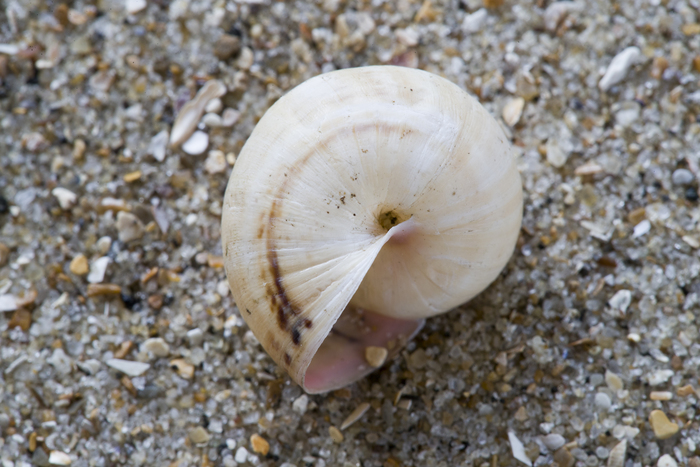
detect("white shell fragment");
top-left (0, 294), bottom-right (18, 312)
top-left (125, 0), bottom-right (147, 15)
top-left (657, 454), bottom-right (678, 467)
top-left (608, 290), bottom-right (632, 313)
top-left (508, 431), bottom-right (532, 466)
top-left (49, 450), bottom-right (72, 465)
top-left (599, 46), bottom-right (642, 92)
top-left (148, 130), bottom-right (169, 162)
top-left (87, 256), bottom-right (111, 283)
top-left (632, 219), bottom-right (651, 238)
top-left (503, 97), bottom-right (525, 127)
top-left (607, 439), bottom-right (626, 467)
top-left (182, 131), bottom-right (209, 155)
top-left (222, 66), bottom-right (523, 393)
top-left (52, 187), bottom-right (77, 209)
top-left (106, 358), bottom-right (150, 377)
top-left (170, 79), bottom-right (226, 146)
top-left (462, 8), bottom-right (488, 33)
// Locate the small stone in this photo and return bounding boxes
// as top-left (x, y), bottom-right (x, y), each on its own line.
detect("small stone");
top-left (599, 47), bottom-right (642, 92)
top-left (96, 236), bottom-right (112, 255)
top-left (605, 370), bottom-right (624, 391)
top-left (649, 369), bottom-right (674, 386)
top-left (553, 447), bottom-right (575, 467)
top-left (67, 9), bottom-right (87, 25)
top-left (170, 358), bottom-right (195, 379)
top-left (187, 328), bottom-right (204, 346)
top-left (204, 150), bottom-right (227, 174)
top-left (51, 187), bottom-right (77, 209)
top-left (234, 447), bottom-right (249, 464)
top-left (48, 451), bottom-right (72, 465)
top-left (0, 294), bottom-right (17, 312)
top-left (189, 426), bottom-right (210, 444)
top-left (514, 406), bottom-right (528, 421)
top-left (116, 211), bottom-right (145, 243)
top-left (214, 34), bottom-right (241, 60)
top-left (0, 243), bottom-right (9, 266)
top-left (106, 358), bottom-right (149, 377)
top-left (462, 8), bottom-right (487, 33)
top-left (677, 385), bottom-right (696, 397)
top-left (364, 346), bottom-right (388, 368)
top-left (76, 359), bottom-right (101, 375)
top-left (503, 97), bottom-right (525, 126)
top-left (205, 98), bottom-right (223, 114)
top-left (147, 294), bottom-right (163, 309)
top-left (9, 308), bottom-right (32, 331)
top-left (508, 431), bottom-right (532, 466)
top-left (69, 254), bottom-right (89, 275)
top-left (574, 161), bottom-right (603, 176)
top-left (182, 131), bottom-right (209, 155)
top-left (542, 433), bottom-right (566, 451)
top-left (148, 130), bottom-right (169, 162)
top-left (329, 426), bottom-right (344, 443)
top-left (250, 434), bottom-right (269, 455)
top-left (141, 338), bottom-right (170, 358)
top-left (608, 290), bottom-right (632, 313)
top-left (48, 348), bottom-right (73, 375)
top-left (221, 108), bottom-right (241, 127)
top-left (632, 219), bottom-right (651, 238)
top-left (545, 139), bottom-right (567, 168)
top-left (395, 28), bottom-right (419, 47)
top-left (594, 392), bottom-right (611, 411)
top-left (293, 394), bottom-right (309, 414)
top-left (672, 168), bottom-right (694, 186)
top-left (649, 409), bottom-right (679, 439)
top-left (87, 256), bottom-right (110, 283)
top-left (657, 454), bottom-right (678, 467)
top-left (125, 0), bottom-right (147, 14)
top-left (543, 1), bottom-right (578, 32)
top-left (650, 391), bottom-right (672, 401)
top-left (123, 171), bottom-right (141, 183)
top-left (202, 113), bottom-right (223, 127)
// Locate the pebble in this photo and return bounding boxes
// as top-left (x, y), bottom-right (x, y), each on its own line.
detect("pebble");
top-left (189, 426), bottom-right (210, 444)
top-left (508, 431), bottom-right (532, 467)
top-left (594, 392), bottom-right (611, 411)
top-left (202, 113), bottom-right (223, 127)
top-left (76, 359), bottom-right (101, 375)
top-left (292, 394), bottom-right (309, 414)
top-left (574, 161), bottom-right (603, 176)
top-left (554, 447), bottom-right (574, 467)
top-left (672, 168), bottom-right (694, 186)
top-left (214, 34), bottom-right (241, 60)
top-left (503, 97), bottom-right (525, 126)
top-left (69, 254), bottom-right (89, 275)
top-left (140, 338), bottom-right (170, 358)
top-left (542, 433), bottom-right (566, 451)
top-left (182, 131), bottom-right (209, 155)
top-left (48, 450), bottom-right (72, 465)
top-left (187, 328), bottom-right (204, 346)
top-left (545, 139), bottom-right (568, 168)
top-left (657, 454), bottom-right (678, 467)
top-left (48, 348), bottom-right (73, 375)
top-left (599, 46), bottom-right (642, 92)
top-left (204, 150), bottom-right (227, 174)
top-left (250, 433), bottom-right (270, 455)
top-left (116, 211), bottom-right (145, 243)
top-left (148, 130), bottom-right (169, 162)
top-left (329, 426), bottom-right (344, 443)
top-left (106, 358), bottom-right (150, 377)
top-left (125, 0), bottom-right (147, 14)
top-left (650, 391), bottom-right (672, 401)
top-left (96, 236), bottom-right (112, 255)
top-left (170, 358), bottom-right (195, 379)
top-left (648, 369), bottom-right (674, 386)
top-left (462, 8), bottom-right (487, 33)
top-left (608, 290), bottom-right (632, 313)
top-left (87, 256), bottom-right (110, 283)
top-left (632, 219), bottom-right (651, 238)
top-left (0, 294), bottom-right (18, 312)
top-left (677, 385), bottom-right (696, 397)
top-left (205, 97), bottom-right (223, 114)
top-left (221, 108), bottom-right (241, 127)
top-left (648, 409), bottom-right (679, 439)
top-left (235, 447), bottom-right (250, 464)
top-left (170, 80), bottom-right (226, 146)
top-left (51, 187), bottom-right (77, 209)
top-left (364, 346), bottom-right (388, 368)
top-left (605, 370), bottom-right (624, 391)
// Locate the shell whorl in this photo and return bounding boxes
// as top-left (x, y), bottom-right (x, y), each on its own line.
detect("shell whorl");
top-left (222, 66), bottom-right (523, 393)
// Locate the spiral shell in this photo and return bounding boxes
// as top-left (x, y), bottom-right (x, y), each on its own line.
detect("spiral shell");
top-left (222, 66), bottom-right (522, 393)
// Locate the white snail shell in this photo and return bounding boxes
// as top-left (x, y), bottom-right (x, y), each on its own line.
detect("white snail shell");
top-left (222, 66), bottom-right (523, 393)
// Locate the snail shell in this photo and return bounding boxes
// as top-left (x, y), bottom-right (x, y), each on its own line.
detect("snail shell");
top-left (222, 66), bottom-right (523, 393)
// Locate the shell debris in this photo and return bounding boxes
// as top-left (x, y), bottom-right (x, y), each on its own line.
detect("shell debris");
top-left (607, 439), bottom-right (626, 467)
top-left (507, 431), bottom-right (532, 467)
top-left (340, 402), bottom-right (370, 430)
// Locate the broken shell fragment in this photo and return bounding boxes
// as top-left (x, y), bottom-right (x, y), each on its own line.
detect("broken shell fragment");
top-left (221, 66), bottom-right (523, 393)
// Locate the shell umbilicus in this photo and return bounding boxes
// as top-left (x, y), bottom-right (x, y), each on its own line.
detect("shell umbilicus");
top-left (222, 66), bottom-right (523, 393)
